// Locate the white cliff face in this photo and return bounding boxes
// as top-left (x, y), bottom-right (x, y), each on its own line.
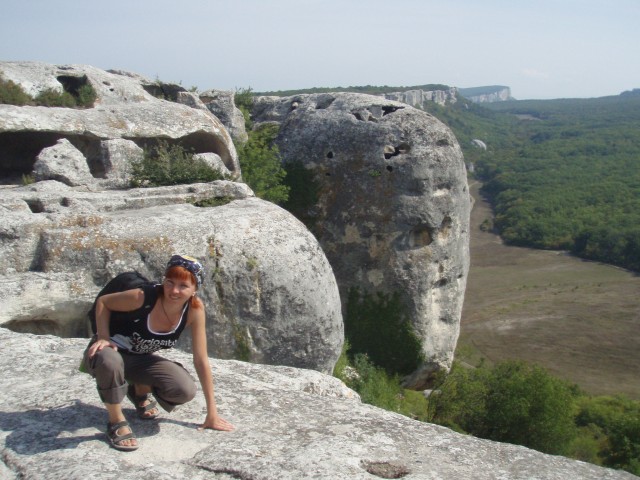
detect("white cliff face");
top-left (382, 87), bottom-right (459, 107)
top-left (253, 93), bottom-right (471, 389)
top-left (0, 329), bottom-right (634, 480)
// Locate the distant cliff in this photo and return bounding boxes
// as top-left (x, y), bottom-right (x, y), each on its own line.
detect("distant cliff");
top-left (459, 85), bottom-right (513, 103)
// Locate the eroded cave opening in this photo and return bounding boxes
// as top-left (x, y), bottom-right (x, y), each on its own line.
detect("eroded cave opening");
top-left (141, 82), bottom-right (187, 102)
top-left (0, 131), bottom-right (104, 182)
top-left (0, 130), bottom-right (236, 184)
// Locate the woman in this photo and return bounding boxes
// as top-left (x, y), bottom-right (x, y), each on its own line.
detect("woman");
top-left (84, 254), bottom-right (234, 451)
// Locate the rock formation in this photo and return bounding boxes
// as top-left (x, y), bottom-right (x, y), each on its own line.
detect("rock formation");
top-left (199, 89), bottom-right (248, 143)
top-left (0, 329), bottom-right (635, 480)
top-left (459, 86), bottom-right (513, 103)
top-left (0, 62), bottom-right (343, 373)
top-left (0, 180), bottom-right (343, 373)
top-left (252, 93), bottom-right (470, 389)
top-left (381, 87), bottom-right (458, 107)
top-left (0, 61), bottom-right (240, 186)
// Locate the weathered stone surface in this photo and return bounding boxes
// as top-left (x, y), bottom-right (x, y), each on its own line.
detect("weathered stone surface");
top-left (98, 138), bottom-right (144, 188)
top-left (0, 61), bottom-right (240, 182)
top-left (32, 138), bottom-right (94, 186)
top-left (0, 180), bottom-right (342, 373)
top-left (253, 93), bottom-right (470, 388)
top-left (200, 89), bottom-right (248, 143)
top-left (1, 329), bottom-right (635, 480)
top-left (193, 152), bottom-right (232, 178)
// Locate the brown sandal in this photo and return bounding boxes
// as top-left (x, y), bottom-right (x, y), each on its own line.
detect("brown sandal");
top-left (127, 384), bottom-right (160, 420)
top-left (107, 421), bottom-right (138, 451)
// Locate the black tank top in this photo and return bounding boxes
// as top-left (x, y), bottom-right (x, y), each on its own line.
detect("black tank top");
top-left (109, 284), bottom-right (189, 354)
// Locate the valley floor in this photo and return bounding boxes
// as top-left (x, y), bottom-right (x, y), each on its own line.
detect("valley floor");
top-left (459, 181), bottom-right (640, 399)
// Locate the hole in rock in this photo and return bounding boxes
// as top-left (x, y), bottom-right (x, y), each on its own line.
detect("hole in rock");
top-left (327, 151), bottom-right (334, 159)
top-left (409, 224), bottom-right (433, 248)
top-left (25, 199), bottom-right (45, 213)
top-left (362, 461), bottom-right (410, 479)
top-left (382, 105), bottom-right (404, 116)
top-left (436, 138), bottom-right (451, 147)
top-left (315, 96), bottom-right (335, 109)
top-left (141, 82), bottom-right (186, 102)
top-left (386, 165), bottom-right (393, 172)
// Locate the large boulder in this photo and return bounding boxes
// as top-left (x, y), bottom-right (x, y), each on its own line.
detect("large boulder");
top-left (0, 61), bottom-right (239, 185)
top-left (0, 180), bottom-right (343, 373)
top-left (0, 329), bottom-right (634, 480)
top-left (253, 93), bottom-right (471, 388)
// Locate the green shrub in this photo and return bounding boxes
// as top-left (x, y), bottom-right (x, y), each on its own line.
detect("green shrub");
top-left (234, 87), bottom-right (254, 131)
top-left (76, 84), bottom-right (97, 107)
top-left (576, 395), bottom-right (640, 474)
top-left (191, 196), bottom-right (233, 208)
top-left (35, 88), bottom-right (77, 108)
top-left (426, 361), bottom-right (491, 433)
top-left (484, 361), bottom-right (578, 455)
top-left (131, 142), bottom-right (225, 187)
top-left (0, 77), bottom-right (33, 105)
top-left (236, 123), bottom-right (289, 204)
top-left (345, 288), bottom-right (423, 375)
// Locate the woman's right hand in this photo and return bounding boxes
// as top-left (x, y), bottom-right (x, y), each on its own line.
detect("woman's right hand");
top-left (87, 338), bottom-right (118, 358)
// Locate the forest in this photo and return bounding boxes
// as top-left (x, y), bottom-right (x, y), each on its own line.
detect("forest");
top-left (422, 91), bottom-right (640, 272)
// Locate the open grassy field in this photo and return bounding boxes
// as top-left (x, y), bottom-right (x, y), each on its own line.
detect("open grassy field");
top-left (458, 181), bottom-right (640, 399)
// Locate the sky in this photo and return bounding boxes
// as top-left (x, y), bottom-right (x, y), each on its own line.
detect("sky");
top-left (1, 0), bottom-right (638, 100)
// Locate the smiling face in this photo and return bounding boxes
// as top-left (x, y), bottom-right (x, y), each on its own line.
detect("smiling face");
top-left (163, 266), bottom-right (197, 305)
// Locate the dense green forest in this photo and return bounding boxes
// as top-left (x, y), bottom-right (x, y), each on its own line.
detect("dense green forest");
top-left (421, 93), bottom-right (640, 272)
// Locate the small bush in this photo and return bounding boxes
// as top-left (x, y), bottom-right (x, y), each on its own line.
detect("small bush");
top-left (131, 142), bottom-right (225, 187)
top-left (234, 87), bottom-right (254, 131)
top-left (236, 123), bottom-right (289, 204)
top-left (192, 196), bottom-right (233, 208)
top-left (35, 88), bottom-right (77, 108)
top-left (0, 77), bottom-right (33, 106)
top-left (76, 84), bottom-right (97, 107)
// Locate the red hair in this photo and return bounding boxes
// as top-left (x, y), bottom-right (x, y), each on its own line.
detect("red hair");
top-left (160, 265), bottom-right (203, 309)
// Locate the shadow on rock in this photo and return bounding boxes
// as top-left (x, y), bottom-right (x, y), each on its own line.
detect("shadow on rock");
top-left (0, 399), bottom-right (164, 454)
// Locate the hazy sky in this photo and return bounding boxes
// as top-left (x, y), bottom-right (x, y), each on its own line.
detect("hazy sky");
top-left (1, 0), bottom-right (638, 100)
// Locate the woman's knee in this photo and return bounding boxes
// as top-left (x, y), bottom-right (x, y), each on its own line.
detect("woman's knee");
top-left (153, 369), bottom-right (196, 410)
top-left (93, 347), bottom-right (124, 374)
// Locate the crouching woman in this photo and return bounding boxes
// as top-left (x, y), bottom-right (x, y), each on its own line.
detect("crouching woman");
top-left (83, 254), bottom-right (234, 451)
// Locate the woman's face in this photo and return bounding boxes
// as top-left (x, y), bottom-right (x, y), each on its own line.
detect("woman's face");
top-left (163, 275), bottom-right (196, 304)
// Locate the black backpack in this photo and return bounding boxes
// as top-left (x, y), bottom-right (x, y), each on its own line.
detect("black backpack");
top-left (88, 271), bottom-right (156, 334)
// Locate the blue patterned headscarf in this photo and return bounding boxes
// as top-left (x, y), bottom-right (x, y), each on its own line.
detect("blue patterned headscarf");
top-left (166, 254), bottom-right (204, 288)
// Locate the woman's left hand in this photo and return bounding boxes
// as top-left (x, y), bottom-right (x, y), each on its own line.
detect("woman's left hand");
top-left (198, 414), bottom-right (235, 432)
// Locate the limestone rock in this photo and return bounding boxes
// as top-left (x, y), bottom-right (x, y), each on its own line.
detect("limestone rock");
top-left (382, 87), bottom-right (459, 107)
top-left (193, 152), bottom-right (232, 178)
top-left (0, 61), bottom-right (240, 184)
top-left (33, 138), bottom-right (94, 186)
top-left (0, 329), bottom-right (634, 480)
top-left (200, 89), bottom-right (248, 143)
top-left (98, 138), bottom-right (144, 188)
top-left (0, 181), bottom-right (342, 373)
top-left (253, 93), bottom-right (471, 388)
